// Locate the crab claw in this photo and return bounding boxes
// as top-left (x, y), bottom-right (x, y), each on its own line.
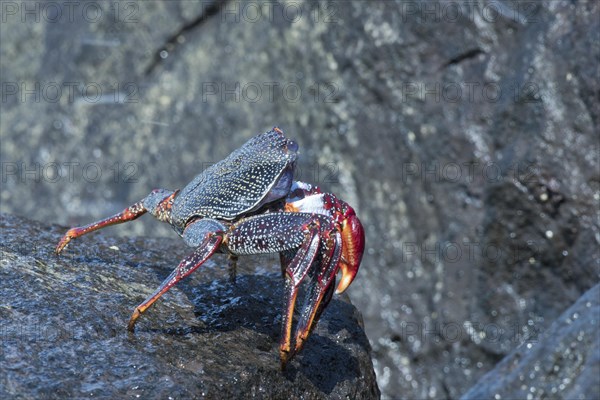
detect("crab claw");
top-left (336, 213), bottom-right (365, 294)
top-left (286, 192), bottom-right (365, 294)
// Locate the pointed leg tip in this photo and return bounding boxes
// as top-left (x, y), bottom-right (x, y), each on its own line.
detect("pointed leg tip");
top-left (55, 239), bottom-right (67, 255)
top-left (127, 309), bottom-right (141, 332)
top-left (293, 335), bottom-right (307, 355)
top-left (279, 350), bottom-right (292, 370)
top-left (56, 230), bottom-right (76, 255)
top-left (228, 273), bottom-right (237, 285)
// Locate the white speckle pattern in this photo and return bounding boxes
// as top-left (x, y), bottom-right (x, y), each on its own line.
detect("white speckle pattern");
top-left (171, 128), bottom-right (297, 232)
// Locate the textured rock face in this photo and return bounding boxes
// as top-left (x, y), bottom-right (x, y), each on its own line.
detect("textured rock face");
top-left (462, 284), bottom-right (600, 400)
top-left (0, 213), bottom-right (380, 399)
top-left (1, 1), bottom-right (599, 398)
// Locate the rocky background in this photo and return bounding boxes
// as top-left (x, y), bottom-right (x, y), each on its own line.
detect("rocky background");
top-left (1, 1), bottom-right (599, 399)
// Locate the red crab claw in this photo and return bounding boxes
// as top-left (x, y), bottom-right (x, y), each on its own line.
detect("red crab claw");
top-left (336, 210), bottom-right (365, 294)
top-left (286, 191), bottom-right (366, 294)
top-left (277, 193), bottom-right (365, 363)
top-left (267, 192), bottom-right (365, 366)
top-left (317, 193), bottom-right (365, 294)
top-left (290, 209), bottom-right (364, 357)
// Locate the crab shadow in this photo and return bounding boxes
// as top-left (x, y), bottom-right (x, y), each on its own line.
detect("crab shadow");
top-left (154, 271), bottom-right (366, 394)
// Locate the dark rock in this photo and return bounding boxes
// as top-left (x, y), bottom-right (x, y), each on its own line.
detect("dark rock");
top-left (1, 1), bottom-right (599, 398)
top-left (462, 284), bottom-right (600, 400)
top-left (0, 213), bottom-right (379, 399)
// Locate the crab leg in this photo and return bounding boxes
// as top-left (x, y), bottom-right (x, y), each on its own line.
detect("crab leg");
top-left (293, 230), bottom-right (342, 354)
top-left (128, 219), bottom-right (225, 331)
top-left (227, 254), bottom-right (239, 284)
top-left (227, 213), bottom-right (327, 367)
top-left (55, 201), bottom-right (146, 254)
top-left (279, 223), bottom-right (321, 368)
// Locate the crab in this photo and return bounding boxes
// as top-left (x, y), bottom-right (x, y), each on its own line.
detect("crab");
top-left (55, 127), bottom-right (365, 368)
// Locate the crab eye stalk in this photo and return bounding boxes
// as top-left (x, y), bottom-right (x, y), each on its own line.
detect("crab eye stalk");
top-left (287, 139), bottom-right (299, 152)
top-left (142, 189), bottom-right (177, 223)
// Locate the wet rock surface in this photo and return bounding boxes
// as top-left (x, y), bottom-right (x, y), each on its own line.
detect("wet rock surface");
top-left (0, 213), bottom-right (380, 399)
top-left (1, 1), bottom-right (599, 398)
top-left (462, 284), bottom-right (600, 400)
